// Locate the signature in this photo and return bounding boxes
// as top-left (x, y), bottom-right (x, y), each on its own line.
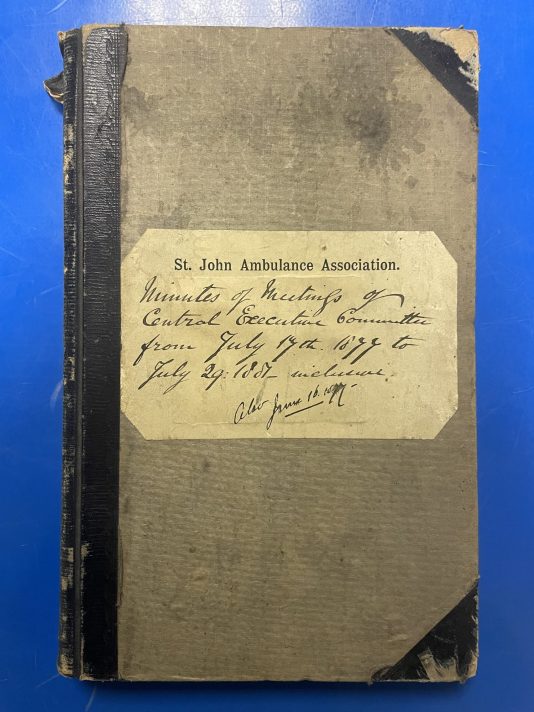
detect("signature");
top-left (233, 381), bottom-right (352, 430)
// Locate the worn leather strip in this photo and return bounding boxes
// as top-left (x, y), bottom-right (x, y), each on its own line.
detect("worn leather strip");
top-left (79, 25), bottom-right (127, 680)
top-left (57, 27), bottom-right (82, 679)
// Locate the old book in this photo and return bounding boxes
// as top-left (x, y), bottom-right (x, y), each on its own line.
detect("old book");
top-left (45, 25), bottom-right (479, 682)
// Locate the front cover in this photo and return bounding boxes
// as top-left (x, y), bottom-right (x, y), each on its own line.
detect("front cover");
top-left (82, 25), bottom-right (479, 681)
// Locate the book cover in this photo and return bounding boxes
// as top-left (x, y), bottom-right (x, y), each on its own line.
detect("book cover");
top-left (45, 24), bottom-right (479, 682)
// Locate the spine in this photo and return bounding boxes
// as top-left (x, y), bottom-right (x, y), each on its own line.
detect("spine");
top-left (57, 28), bottom-right (83, 678)
top-left (47, 24), bottom-right (127, 681)
top-left (78, 26), bottom-right (125, 681)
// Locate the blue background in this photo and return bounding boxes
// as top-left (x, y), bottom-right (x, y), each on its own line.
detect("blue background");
top-left (1, 1), bottom-right (533, 710)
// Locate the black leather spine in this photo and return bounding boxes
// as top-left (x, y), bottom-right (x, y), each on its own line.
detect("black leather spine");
top-left (57, 27), bottom-right (82, 679)
top-left (56, 25), bottom-right (127, 680)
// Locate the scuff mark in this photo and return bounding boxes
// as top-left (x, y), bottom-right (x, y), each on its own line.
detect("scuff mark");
top-left (418, 647), bottom-right (463, 682)
top-left (36, 672), bottom-right (61, 688)
top-left (47, 0), bottom-right (71, 14)
top-left (84, 687), bottom-right (97, 711)
top-left (50, 379), bottom-right (63, 410)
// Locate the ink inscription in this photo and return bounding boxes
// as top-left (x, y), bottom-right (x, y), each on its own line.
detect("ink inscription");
top-left (121, 230), bottom-right (457, 439)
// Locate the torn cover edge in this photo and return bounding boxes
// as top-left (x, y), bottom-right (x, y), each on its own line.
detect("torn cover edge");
top-left (373, 584), bottom-right (479, 682)
top-left (46, 25), bottom-right (128, 681)
top-left (44, 31), bottom-right (68, 104)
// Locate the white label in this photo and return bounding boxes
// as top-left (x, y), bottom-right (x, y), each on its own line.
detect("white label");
top-left (121, 230), bottom-right (457, 439)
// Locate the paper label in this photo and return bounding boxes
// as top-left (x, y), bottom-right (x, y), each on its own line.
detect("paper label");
top-left (121, 230), bottom-right (457, 439)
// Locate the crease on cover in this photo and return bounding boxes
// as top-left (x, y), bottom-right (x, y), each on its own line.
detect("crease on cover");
top-left (372, 583), bottom-right (479, 682)
top-left (388, 27), bottom-right (479, 125)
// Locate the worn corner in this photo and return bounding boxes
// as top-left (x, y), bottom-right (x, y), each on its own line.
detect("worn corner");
top-left (434, 28), bottom-right (479, 88)
top-left (57, 652), bottom-right (75, 678)
top-left (390, 26), bottom-right (479, 124)
top-left (399, 27), bottom-right (479, 89)
top-left (372, 584), bottom-right (479, 683)
top-left (81, 24), bottom-right (128, 83)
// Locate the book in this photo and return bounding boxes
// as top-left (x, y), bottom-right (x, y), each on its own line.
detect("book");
top-left (45, 24), bottom-right (479, 682)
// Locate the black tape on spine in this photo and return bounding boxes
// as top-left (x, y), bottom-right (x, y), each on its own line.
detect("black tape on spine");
top-left (78, 25), bottom-right (127, 680)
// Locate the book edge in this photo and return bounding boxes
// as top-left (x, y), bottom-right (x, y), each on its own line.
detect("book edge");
top-left (54, 27), bottom-right (83, 679)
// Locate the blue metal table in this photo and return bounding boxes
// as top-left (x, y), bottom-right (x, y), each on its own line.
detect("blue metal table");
top-left (1, 1), bottom-right (533, 710)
